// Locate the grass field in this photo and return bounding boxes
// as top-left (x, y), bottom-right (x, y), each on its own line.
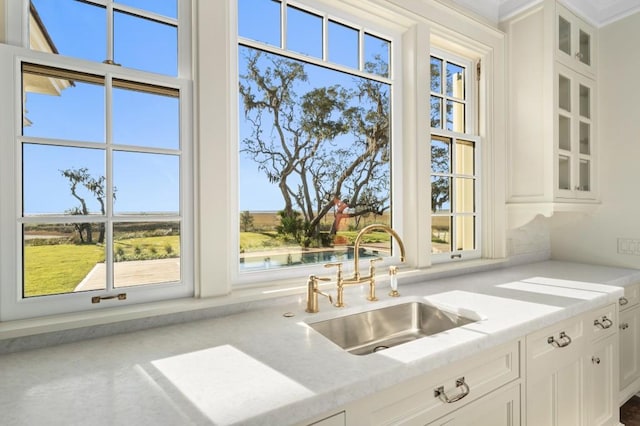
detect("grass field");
top-left (24, 235), bottom-right (180, 297)
top-left (239, 230), bottom-right (392, 253)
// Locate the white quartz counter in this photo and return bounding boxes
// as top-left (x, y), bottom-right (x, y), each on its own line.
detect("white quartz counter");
top-left (2, 260), bottom-right (639, 425)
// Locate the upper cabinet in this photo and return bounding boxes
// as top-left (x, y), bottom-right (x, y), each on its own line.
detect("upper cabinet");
top-left (502, 0), bottom-right (599, 227)
top-left (556, 63), bottom-right (595, 200)
top-left (556, 3), bottom-right (596, 78)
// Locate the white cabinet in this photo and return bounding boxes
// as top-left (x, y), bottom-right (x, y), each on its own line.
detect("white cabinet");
top-left (345, 340), bottom-right (520, 425)
top-left (555, 3), bottom-right (596, 78)
top-left (526, 314), bottom-right (586, 425)
top-left (586, 304), bottom-right (619, 426)
top-left (525, 305), bottom-right (619, 426)
top-left (556, 63), bottom-right (595, 199)
top-left (588, 334), bottom-right (617, 426)
top-left (502, 0), bottom-right (598, 227)
top-left (427, 382), bottom-right (521, 426)
top-left (618, 283), bottom-right (640, 404)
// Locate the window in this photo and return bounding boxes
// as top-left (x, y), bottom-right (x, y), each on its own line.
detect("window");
top-left (236, 0), bottom-right (396, 275)
top-left (29, 0), bottom-right (178, 75)
top-left (0, 0), bottom-right (191, 320)
top-left (430, 51), bottom-right (480, 262)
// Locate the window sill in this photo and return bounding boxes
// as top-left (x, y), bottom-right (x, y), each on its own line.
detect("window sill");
top-left (0, 258), bottom-right (509, 353)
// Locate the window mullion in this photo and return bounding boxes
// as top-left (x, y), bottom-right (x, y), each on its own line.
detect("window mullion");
top-left (105, 74), bottom-right (114, 292)
top-left (105, 2), bottom-right (114, 64)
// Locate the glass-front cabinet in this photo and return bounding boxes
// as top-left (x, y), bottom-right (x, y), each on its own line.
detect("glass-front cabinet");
top-left (556, 3), bottom-right (596, 77)
top-left (503, 0), bottom-right (599, 226)
top-left (556, 63), bottom-right (595, 199)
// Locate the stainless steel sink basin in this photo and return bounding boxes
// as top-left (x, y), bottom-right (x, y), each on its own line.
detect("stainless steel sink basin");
top-left (307, 301), bottom-right (476, 355)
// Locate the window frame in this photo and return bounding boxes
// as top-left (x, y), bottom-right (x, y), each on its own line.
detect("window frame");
top-left (428, 48), bottom-right (481, 263)
top-left (232, 0), bottom-right (406, 286)
top-left (0, 0), bottom-right (193, 321)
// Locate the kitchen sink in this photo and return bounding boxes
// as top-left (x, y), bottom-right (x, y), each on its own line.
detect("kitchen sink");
top-left (307, 301), bottom-right (477, 355)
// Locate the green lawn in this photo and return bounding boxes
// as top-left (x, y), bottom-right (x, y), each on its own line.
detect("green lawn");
top-left (24, 235), bottom-right (180, 297)
top-left (24, 244), bottom-right (105, 297)
top-left (239, 230), bottom-right (391, 252)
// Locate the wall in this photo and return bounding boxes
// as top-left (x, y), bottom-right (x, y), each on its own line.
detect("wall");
top-left (0, 0), bottom-right (4, 43)
top-left (508, 216), bottom-right (551, 265)
top-left (551, 12), bottom-right (640, 268)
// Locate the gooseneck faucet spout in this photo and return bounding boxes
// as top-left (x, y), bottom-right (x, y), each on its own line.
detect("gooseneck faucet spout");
top-left (350, 224), bottom-right (406, 282)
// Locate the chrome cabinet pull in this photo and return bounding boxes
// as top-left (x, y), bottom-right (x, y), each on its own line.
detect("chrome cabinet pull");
top-left (548, 331), bottom-right (572, 348)
top-left (434, 377), bottom-right (470, 404)
top-left (620, 297), bottom-right (629, 306)
top-left (594, 316), bottom-right (613, 329)
top-left (621, 323), bottom-right (630, 330)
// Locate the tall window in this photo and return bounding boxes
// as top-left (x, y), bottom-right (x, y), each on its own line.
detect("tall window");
top-left (237, 0), bottom-right (395, 273)
top-left (430, 51), bottom-right (480, 261)
top-left (1, 0), bottom-right (190, 319)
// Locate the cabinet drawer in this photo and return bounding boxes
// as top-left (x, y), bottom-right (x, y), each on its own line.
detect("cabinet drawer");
top-left (527, 315), bottom-right (585, 379)
top-left (619, 284), bottom-right (640, 312)
top-left (588, 303), bottom-right (617, 341)
top-left (364, 340), bottom-right (520, 425)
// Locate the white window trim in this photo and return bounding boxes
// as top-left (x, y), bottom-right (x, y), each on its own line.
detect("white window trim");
top-left (430, 132), bottom-right (482, 264)
top-left (197, 0), bottom-right (507, 300)
top-left (428, 48), bottom-right (481, 264)
top-left (230, 0), bottom-right (406, 287)
top-left (0, 0), bottom-right (194, 321)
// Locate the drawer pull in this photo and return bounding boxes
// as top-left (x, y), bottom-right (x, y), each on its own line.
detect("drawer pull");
top-left (620, 297), bottom-right (629, 306)
top-left (621, 323), bottom-right (630, 330)
top-left (548, 331), bottom-right (572, 348)
top-left (594, 316), bottom-right (613, 329)
top-left (434, 377), bottom-right (470, 404)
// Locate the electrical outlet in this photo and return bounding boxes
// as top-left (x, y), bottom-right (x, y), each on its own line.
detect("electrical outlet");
top-left (618, 238), bottom-right (640, 256)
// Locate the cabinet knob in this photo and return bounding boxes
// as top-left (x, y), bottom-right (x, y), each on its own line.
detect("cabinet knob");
top-left (621, 323), bottom-right (630, 330)
top-left (620, 297), bottom-right (629, 306)
top-left (592, 356), bottom-right (601, 365)
top-left (575, 51), bottom-right (584, 60)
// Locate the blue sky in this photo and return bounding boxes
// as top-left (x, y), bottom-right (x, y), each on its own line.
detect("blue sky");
top-left (23, 0), bottom-right (390, 215)
top-left (24, 0), bottom-right (178, 215)
top-left (237, 0), bottom-right (391, 212)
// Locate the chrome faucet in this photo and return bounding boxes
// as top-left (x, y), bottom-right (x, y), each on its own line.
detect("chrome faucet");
top-left (326, 224), bottom-right (406, 307)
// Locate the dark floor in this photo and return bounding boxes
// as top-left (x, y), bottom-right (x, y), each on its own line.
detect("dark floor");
top-left (622, 396), bottom-right (640, 426)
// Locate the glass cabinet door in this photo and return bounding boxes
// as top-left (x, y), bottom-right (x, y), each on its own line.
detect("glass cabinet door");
top-left (556, 64), bottom-right (595, 198)
top-left (556, 4), bottom-right (595, 76)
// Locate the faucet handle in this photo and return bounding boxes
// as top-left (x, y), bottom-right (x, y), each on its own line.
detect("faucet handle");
top-left (309, 274), bottom-right (331, 282)
top-left (324, 262), bottom-right (343, 271)
top-left (368, 257), bottom-right (383, 273)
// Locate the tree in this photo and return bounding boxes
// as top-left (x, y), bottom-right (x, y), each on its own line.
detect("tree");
top-left (60, 167), bottom-right (115, 244)
top-left (239, 48), bottom-right (390, 246)
top-left (240, 210), bottom-right (255, 232)
top-left (431, 142), bottom-right (451, 213)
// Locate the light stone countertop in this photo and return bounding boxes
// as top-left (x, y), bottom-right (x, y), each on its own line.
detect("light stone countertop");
top-left (2, 260), bottom-right (639, 426)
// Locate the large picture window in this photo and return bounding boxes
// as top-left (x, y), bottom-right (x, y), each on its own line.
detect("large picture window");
top-left (237, 0), bottom-right (395, 273)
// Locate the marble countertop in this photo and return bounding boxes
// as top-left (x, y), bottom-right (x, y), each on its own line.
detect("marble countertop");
top-left (2, 260), bottom-right (639, 425)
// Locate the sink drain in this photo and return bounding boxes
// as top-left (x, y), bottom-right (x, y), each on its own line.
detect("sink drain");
top-left (372, 345), bottom-right (389, 353)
